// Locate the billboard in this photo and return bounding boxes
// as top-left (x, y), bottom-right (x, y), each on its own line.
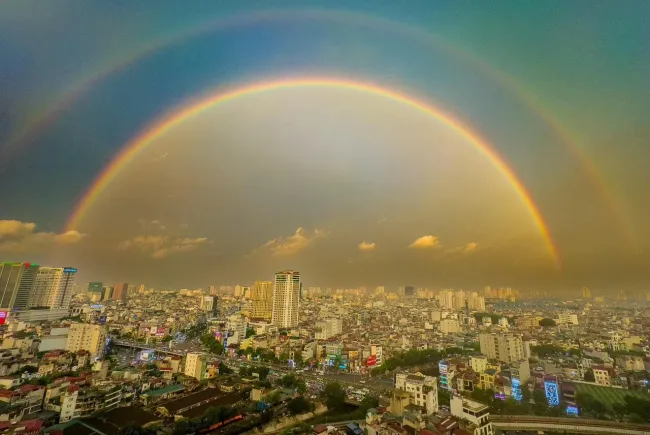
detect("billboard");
top-left (367, 355), bottom-right (377, 367)
top-left (0, 311), bottom-right (7, 326)
top-left (156, 327), bottom-right (167, 336)
top-left (63, 267), bottom-right (78, 274)
top-left (97, 315), bottom-right (107, 324)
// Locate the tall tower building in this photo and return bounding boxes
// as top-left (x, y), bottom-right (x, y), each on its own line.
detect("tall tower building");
top-left (582, 287), bottom-right (592, 299)
top-left (271, 270), bottom-right (301, 328)
top-left (113, 283), bottom-right (128, 301)
top-left (0, 262), bottom-right (39, 310)
top-left (251, 281), bottom-right (274, 320)
top-left (29, 267), bottom-right (77, 308)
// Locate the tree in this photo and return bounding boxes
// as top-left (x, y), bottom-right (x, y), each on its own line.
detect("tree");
top-left (584, 369), bottom-right (595, 382)
top-left (438, 388), bottom-right (451, 408)
top-left (287, 396), bottom-right (313, 416)
top-left (539, 318), bottom-right (556, 327)
top-left (323, 382), bottom-right (346, 411)
top-left (219, 365), bottom-right (233, 375)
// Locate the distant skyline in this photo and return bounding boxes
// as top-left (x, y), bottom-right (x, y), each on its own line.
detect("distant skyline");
top-left (1, 1), bottom-right (649, 291)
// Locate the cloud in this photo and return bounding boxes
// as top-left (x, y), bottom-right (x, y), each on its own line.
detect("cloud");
top-left (119, 235), bottom-right (208, 258)
top-left (358, 241), bottom-right (377, 251)
top-left (152, 152), bottom-right (168, 162)
top-left (137, 219), bottom-right (167, 231)
top-left (408, 235), bottom-right (440, 249)
top-left (445, 242), bottom-right (480, 255)
top-left (259, 227), bottom-right (327, 257)
top-left (0, 220), bottom-right (85, 251)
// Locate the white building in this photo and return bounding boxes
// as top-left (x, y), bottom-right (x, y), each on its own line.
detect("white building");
top-left (479, 333), bottom-right (524, 364)
top-left (315, 318), bottom-right (343, 340)
top-left (394, 372), bottom-right (439, 415)
top-left (271, 270), bottom-right (301, 328)
top-left (557, 312), bottom-right (579, 325)
top-left (440, 318), bottom-right (461, 334)
top-left (468, 292), bottom-right (486, 311)
top-left (65, 323), bottom-right (107, 359)
top-left (29, 267), bottom-right (77, 309)
top-left (184, 352), bottom-right (208, 380)
top-left (226, 313), bottom-right (248, 345)
top-left (450, 395), bottom-right (493, 435)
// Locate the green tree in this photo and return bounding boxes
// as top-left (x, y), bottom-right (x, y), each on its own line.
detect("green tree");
top-left (438, 388), bottom-right (451, 408)
top-left (539, 318), bottom-right (556, 327)
top-left (287, 396), bottom-right (313, 416)
top-left (323, 382), bottom-right (346, 411)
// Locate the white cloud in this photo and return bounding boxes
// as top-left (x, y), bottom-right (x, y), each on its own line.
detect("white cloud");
top-left (446, 242), bottom-right (479, 255)
top-left (408, 235), bottom-right (440, 249)
top-left (137, 219), bottom-right (167, 231)
top-left (119, 235), bottom-right (208, 258)
top-left (259, 227), bottom-right (327, 257)
top-left (358, 241), bottom-right (376, 251)
top-left (0, 220), bottom-right (84, 251)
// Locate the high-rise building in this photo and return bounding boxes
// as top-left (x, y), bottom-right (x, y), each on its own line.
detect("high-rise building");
top-left (184, 352), bottom-right (208, 380)
top-left (65, 323), bottom-right (107, 359)
top-left (479, 333), bottom-right (525, 364)
top-left (113, 283), bottom-right (128, 301)
top-left (271, 270), bottom-right (301, 328)
top-left (0, 262), bottom-right (39, 310)
top-left (251, 281), bottom-right (273, 320)
top-left (87, 282), bottom-right (102, 293)
top-left (102, 286), bottom-right (113, 301)
top-left (403, 286), bottom-right (414, 297)
top-left (201, 295), bottom-right (218, 317)
top-left (582, 286), bottom-right (592, 299)
top-left (138, 284), bottom-right (146, 294)
top-left (29, 267), bottom-right (77, 309)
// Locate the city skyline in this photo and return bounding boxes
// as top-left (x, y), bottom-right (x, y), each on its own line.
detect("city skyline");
top-left (1, 2), bottom-right (649, 291)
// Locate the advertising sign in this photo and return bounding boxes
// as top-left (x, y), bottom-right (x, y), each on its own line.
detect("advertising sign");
top-left (0, 311), bottom-right (7, 326)
top-left (98, 315), bottom-right (107, 324)
top-left (367, 355), bottom-right (377, 367)
top-left (156, 327), bottom-right (166, 336)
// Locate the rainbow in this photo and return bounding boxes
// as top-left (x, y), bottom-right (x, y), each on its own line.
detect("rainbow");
top-left (64, 78), bottom-right (561, 266)
top-left (3, 9), bottom-right (633, 247)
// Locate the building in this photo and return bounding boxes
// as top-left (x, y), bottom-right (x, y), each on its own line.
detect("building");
top-left (557, 312), bottom-right (579, 325)
top-left (582, 286), bottom-right (592, 299)
top-left (102, 286), bottom-right (113, 301)
top-left (470, 355), bottom-right (488, 373)
top-left (226, 313), bottom-right (247, 345)
top-left (479, 333), bottom-right (525, 363)
top-left (113, 283), bottom-right (128, 301)
top-left (0, 262), bottom-right (39, 311)
top-left (251, 280), bottom-right (273, 320)
top-left (65, 323), bottom-right (107, 359)
top-left (29, 267), bottom-right (77, 309)
top-left (394, 372), bottom-right (439, 415)
top-left (593, 367), bottom-right (611, 386)
top-left (450, 395), bottom-right (493, 435)
top-left (271, 270), bottom-right (301, 328)
top-left (201, 295), bottom-right (218, 317)
top-left (184, 352), bottom-right (208, 380)
top-left (440, 318), bottom-right (461, 334)
top-left (315, 318), bottom-right (343, 340)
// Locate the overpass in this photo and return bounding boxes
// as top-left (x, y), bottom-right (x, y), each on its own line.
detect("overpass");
top-left (110, 339), bottom-right (186, 356)
top-left (491, 415), bottom-right (650, 435)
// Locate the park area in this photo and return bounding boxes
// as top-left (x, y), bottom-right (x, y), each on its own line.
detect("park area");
top-left (575, 383), bottom-right (650, 407)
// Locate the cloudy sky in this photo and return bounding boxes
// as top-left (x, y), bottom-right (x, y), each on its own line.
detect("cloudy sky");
top-left (1, 1), bottom-right (648, 292)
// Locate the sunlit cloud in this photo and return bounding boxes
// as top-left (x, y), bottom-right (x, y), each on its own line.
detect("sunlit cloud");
top-left (118, 235), bottom-right (208, 258)
top-left (408, 235), bottom-right (440, 249)
top-left (137, 219), bottom-right (167, 231)
top-left (358, 241), bottom-right (377, 251)
top-left (258, 227), bottom-right (327, 257)
top-left (0, 220), bottom-right (85, 251)
top-left (446, 242), bottom-right (479, 255)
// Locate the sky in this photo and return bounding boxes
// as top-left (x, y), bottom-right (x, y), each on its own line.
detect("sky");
top-left (0, 1), bottom-right (649, 292)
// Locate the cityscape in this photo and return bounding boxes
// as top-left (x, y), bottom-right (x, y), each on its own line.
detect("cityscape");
top-left (1, 2), bottom-right (649, 435)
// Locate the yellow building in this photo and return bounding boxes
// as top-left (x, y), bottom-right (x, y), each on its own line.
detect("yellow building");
top-left (65, 323), bottom-right (107, 359)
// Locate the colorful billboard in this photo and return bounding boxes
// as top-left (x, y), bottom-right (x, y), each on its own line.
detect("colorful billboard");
top-left (367, 355), bottom-right (377, 367)
top-left (0, 311), bottom-right (7, 326)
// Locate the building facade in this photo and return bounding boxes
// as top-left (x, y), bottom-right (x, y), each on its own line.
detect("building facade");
top-left (251, 280), bottom-right (273, 320)
top-left (479, 333), bottom-right (525, 363)
top-left (0, 262), bottom-right (39, 310)
top-left (271, 270), bottom-right (301, 328)
top-left (65, 323), bottom-right (107, 359)
top-left (29, 267), bottom-right (77, 309)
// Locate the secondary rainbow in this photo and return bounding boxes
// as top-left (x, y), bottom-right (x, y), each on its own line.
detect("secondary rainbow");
top-left (65, 78), bottom-right (561, 266)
